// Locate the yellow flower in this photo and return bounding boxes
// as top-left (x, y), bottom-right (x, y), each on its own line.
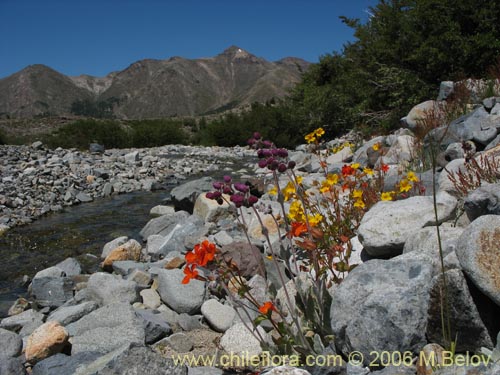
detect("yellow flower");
top-left (327, 173), bottom-right (339, 185)
top-left (314, 127), bottom-right (325, 137)
top-left (354, 199), bottom-right (365, 208)
top-left (352, 189), bottom-right (363, 199)
top-left (351, 163), bottom-right (360, 170)
top-left (308, 213), bottom-right (323, 226)
top-left (288, 200), bottom-right (305, 222)
top-left (363, 167), bottom-right (374, 176)
top-left (268, 186), bottom-right (278, 196)
top-left (295, 176), bottom-right (303, 185)
top-left (372, 143), bottom-right (381, 151)
top-left (320, 181), bottom-right (331, 193)
top-left (305, 132), bottom-right (316, 144)
top-left (283, 181), bottom-right (296, 201)
top-left (399, 179), bottom-right (412, 193)
top-left (381, 192), bottom-right (394, 201)
top-left (407, 171), bottom-right (419, 182)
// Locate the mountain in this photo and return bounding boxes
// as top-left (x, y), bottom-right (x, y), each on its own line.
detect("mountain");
top-left (0, 46), bottom-right (309, 119)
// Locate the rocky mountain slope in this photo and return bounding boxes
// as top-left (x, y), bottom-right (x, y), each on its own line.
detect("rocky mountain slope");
top-left (0, 46), bottom-right (309, 119)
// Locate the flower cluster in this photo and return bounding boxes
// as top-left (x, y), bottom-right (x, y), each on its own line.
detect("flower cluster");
top-left (332, 141), bottom-right (354, 154)
top-left (182, 240), bottom-right (217, 284)
top-left (305, 127), bottom-right (325, 144)
top-left (207, 175), bottom-right (259, 208)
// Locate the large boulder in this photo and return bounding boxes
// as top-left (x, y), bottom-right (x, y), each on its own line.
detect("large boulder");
top-left (200, 299), bottom-right (236, 333)
top-left (170, 176), bottom-right (214, 213)
top-left (219, 241), bottom-right (266, 278)
top-left (464, 183), bottom-right (500, 221)
top-left (102, 239), bottom-right (142, 270)
top-left (86, 272), bottom-right (138, 306)
top-left (193, 192), bottom-right (235, 223)
top-left (0, 328), bottom-right (22, 358)
top-left (66, 303), bottom-right (145, 355)
top-left (456, 215), bottom-right (500, 307)
top-left (358, 192), bottom-right (457, 257)
top-left (156, 269), bottom-right (206, 314)
top-left (47, 301), bottom-right (99, 326)
top-left (25, 321), bottom-right (69, 364)
top-left (31, 352), bottom-right (100, 375)
top-left (139, 211), bottom-right (190, 240)
top-left (31, 276), bottom-right (74, 308)
top-left (330, 256), bottom-right (434, 364)
top-left (0, 309), bottom-right (45, 333)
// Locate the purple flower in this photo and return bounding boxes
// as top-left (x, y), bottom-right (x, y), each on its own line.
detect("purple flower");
top-left (223, 175), bottom-right (232, 183)
top-left (206, 192), bottom-right (215, 200)
top-left (230, 193), bottom-right (245, 208)
top-left (253, 132), bottom-right (262, 140)
top-left (278, 163), bottom-right (287, 173)
top-left (277, 149), bottom-right (288, 158)
top-left (223, 186), bottom-right (233, 195)
top-left (247, 195), bottom-right (259, 206)
top-left (258, 159), bottom-right (268, 168)
top-left (234, 182), bottom-right (249, 193)
top-left (213, 182), bottom-right (222, 190)
top-left (262, 140), bottom-right (273, 148)
top-left (288, 161), bottom-right (296, 169)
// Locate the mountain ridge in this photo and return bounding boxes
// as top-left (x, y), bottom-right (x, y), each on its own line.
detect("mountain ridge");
top-left (0, 46), bottom-right (309, 119)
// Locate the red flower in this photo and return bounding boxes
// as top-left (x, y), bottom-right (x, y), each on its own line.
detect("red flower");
top-left (182, 264), bottom-right (199, 284)
top-left (288, 222), bottom-right (308, 238)
top-left (341, 165), bottom-right (355, 177)
top-left (259, 301), bottom-right (277, 314)
top-left (381, 163), bottom-right (389, 173)
top-left (185, 240), bottom-right (216, 267)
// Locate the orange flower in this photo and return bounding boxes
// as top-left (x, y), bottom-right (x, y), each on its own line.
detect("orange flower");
top-left (259, 301), bottom-right (277, 314)
top-left (288, 222), bottom-right (308, 238)
top-left (341, 164), bottom-right (355, 177)
top-left (182, 264), bottom-right (199, 284)
top-left (380, 163), bottom-right (389, 173)
top-left (186, 240), bottom-right (216, 267)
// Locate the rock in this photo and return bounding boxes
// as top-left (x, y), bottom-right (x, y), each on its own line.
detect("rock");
top-left (86, 343), bottom-right (187, 375)
top-left (31, 352), bottom-right (100, 375)
top-left (161, 332), bottom-right (194, 352)
top-left (102, 182), bottom-right (113, 196)
top-left (330, 256), bottom-right (434, 364)
top-left (140, 289), bottom-right (162, 310)
top-left (86, 272), bottom-right (138, 306)
top-left (415, 343), bottom-right (446, 375)
top-left (358, 192), bottom-right (457, 257)
top-left (426, 269), bottom-right (493, 352)
top-left (66, 303), bottom-right (145, 355)
top-left (55, 257), bottom-right (82, 276)
top-left (25, 321), bottom-right (69, 364)
top-left (201, 299), bottom-right (236, 332)
top-left (170, 176), bottom-right (214, 213)
top-left (437, 158), bottom-right (467, 195)
top-left (150, 205), bottom-right (175, 217)
top-left (124, 150), bottom-right (140, 164)
top-left (404, 100), bottom-right (442, 129)
top-left (31, 141), bottom-right (43, 149)
top-left (0, 309), bottom-right (45, 333)
top-left (146, 234), bottom-right (166, 259)
top-left (352, 136), bottom-right (386, 166)
top-left (139, 210), bottom-right (190, 240)
top-left (437, 81), bottom-right (454, 100)
top-left (220, 241), bottom-right (266, 277)
top-left (102, 239), bottom-right (142, 270)
top-left (164, 256), bottom-right (186, 270)
top-left (112, 260), bottom-right (147, 276)
top-left (220, 323), bottom-right (267, 356)
top-left (101, 236), bottom-right (128, 259)
top-left (47, 301), bottom-right (99, 326)
top-left (0, 328), bottom-right (22, 358)
top-left (34, 266), bottom-right (65, 279)
top-left (193, 192), bottom-right (235, 222)
top-left (134, 309), bottom-right (171, 344)
top-left (89, 143), bottom-right (105, 153)
top-left (31, 276), bottom-right (74, 308)
top-left (456, 215), bottom-right (500, 307)
top-left (157, 216), bottom-right (206, 254)
top-left (76, 192), bottom-right (93, 203)
top-left (381, 135), bottom-right (416, 165)
top-left (126, 269), bottom-right (152, 288)
top-left (0, 357), bottom-right (26, 375)
top-left (176, 314), bottom-right (205, 331)
top-left (213, 230), bottom-right (234, 246)
top-left (464, 183), bottom-right (500, 221)
top-left (7, 297), bottom-right (30, 316)
top-left (156, 269), bottom-right (206, 314)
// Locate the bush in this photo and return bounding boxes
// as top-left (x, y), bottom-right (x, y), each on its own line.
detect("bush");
top-left (129, 119), bottom-right (188, 147)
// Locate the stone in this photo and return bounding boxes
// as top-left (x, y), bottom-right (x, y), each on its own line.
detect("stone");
top-left (201, 299), bottom-right (236, 332)
top-left (0, 328), bottom-right (22, 358)
top-left (150, 205), bottom-right (175, 217)
top-left (135, 309), bottom-right (171, 344)
top-left (124, 150), bottom-right (140, 164)
top-left (404, 100), bottom-right (442, 129)
top-left (66, 303), bottom-right (145, 355)
top-left (31, 352), bottom-right (100, 375)
top-left (55, 257), bottom-right (82, 276)
top-left (426, 269), bottom-right (493, 352)
top-left (85, 343), bottom-right (187, 375)
top-left (330, 256), bottom-right (434, 365)
top-left (102, 238), bottom-right (142, 270)
top-left (127, 269), bottom-right (152, 287)
top-left (112, 260), bottom-right (147, 276)
top-left (176, 314), bottom-right (205, 331)
top-left (102, 182), bottom-right (113, 196)
top-left (140, 288), bottom-right (162, 310)
top-left (8, 297), bottom-right (30, 316)
top-left (34, 266), bottom-right (65, 279)
top-left (0, 357), bottom-right (26, 375)
top-left (31, 141), bottom-right (44, 149)
top-left (157, 216), bottom-right (205, 254)
top-left (464, 183), bottom-right (500, 221)
top-left (25, 321), bottom-right (69, 364)
top-left (161, 332), bottom-right (194, 352)
top-left (220, 323), bottom-right (267, 357)
top-left (358, 192), bottom-right (457, 257)
top-left (213, 230), bottom-right (234, 246)
top-left (86, 272), bottom-right (138, 306)
top-left (101, 236), bottom-right (128, 259)
top-left (139, 210), bottom-right (190, 240)
top-left (164, 256), bottom-right (185, 270)
top-left (352, 136), bottom-right (386, 166)
top-left (437, 158), bottom-right (467, 195)
top-left (0, 309), bottom-right (45, 333)
top-left (47, 301), bottom-right (99, 326)
top-left (146, 234), bottom-right (166, 259)
top-left (193, 192), bottom-right (235, 222)
top-left (188, 367), bottom-right (223, 375)
top-left (381, 135), bottom-right (416, 165)
top-left (220, 241), bottom-right (266, 277)
top-left (156, 269), bottom-right (206, 314)
top-left (456, 215), bottom-right (500, 307)
top-left (31, 276), bottom-right (74, 308)
top-left (170, 176), bottom-right (214, 213)
top-left (76, 192), bottom-right (93, 203)
top-left (89, 143), bottom-right (105, 153)
top-left (437, 81), bottom-right (454, 101)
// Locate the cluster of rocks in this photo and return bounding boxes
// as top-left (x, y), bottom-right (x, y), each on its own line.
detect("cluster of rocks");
top-left (0, 143), bottom-right (253, 229)
top-left (2, 92), bottom-right (500, 374)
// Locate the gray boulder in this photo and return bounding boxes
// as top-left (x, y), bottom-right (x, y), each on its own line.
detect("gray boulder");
top-left (426, 269), bottom-right (493, 352)
top-left (201, 299), bottom-right (236, 332)
top-left (48, 301), bottom-right (99, 326)
top-left (101, 236), bottom-right (128, 259)
top-left (31, 352), bottom-right (101, 375)
top-left (55, 257), bottom-right (82, 276)
top-left (330, 256), bottom-right (434, 364)
top-left (139, 210), bottom-right (190, 240)
top-left (0, 309), bottom-right (45, 333)
top-left (66, 303), bottom-right (145, 355)
top-left (0, 328), bottom-right (22, 358)
top-left (0, 357), bottom-right (26, 375)
top-left (157, 215), bottom-right (206, 255)
top-left (358, 192), bottom-right (457, 257)
top-left (157, 269), bottom-right (206, 314)
top-left (456, 215), bottom-right (500, 307)
top-left (464, 183), bottom-right (500, 221)
top-left (86, 272), bottom-right (138, 306)
top-left (31, 276), bottom-right (74, 308)
top-left (170, 176), bottom-right (214, 213)
top-left (134, 309), bottom-right (171, 344)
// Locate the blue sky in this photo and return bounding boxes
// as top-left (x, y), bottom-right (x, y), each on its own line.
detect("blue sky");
top-left (0, 0), bottom-right (377, 79)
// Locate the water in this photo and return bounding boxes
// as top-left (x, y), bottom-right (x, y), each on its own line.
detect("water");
top-left (0, 190), bottom-right (170, 317)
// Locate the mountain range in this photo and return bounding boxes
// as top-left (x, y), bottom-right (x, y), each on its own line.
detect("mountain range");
top-left (0, 46), bottom-right (309, 119)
